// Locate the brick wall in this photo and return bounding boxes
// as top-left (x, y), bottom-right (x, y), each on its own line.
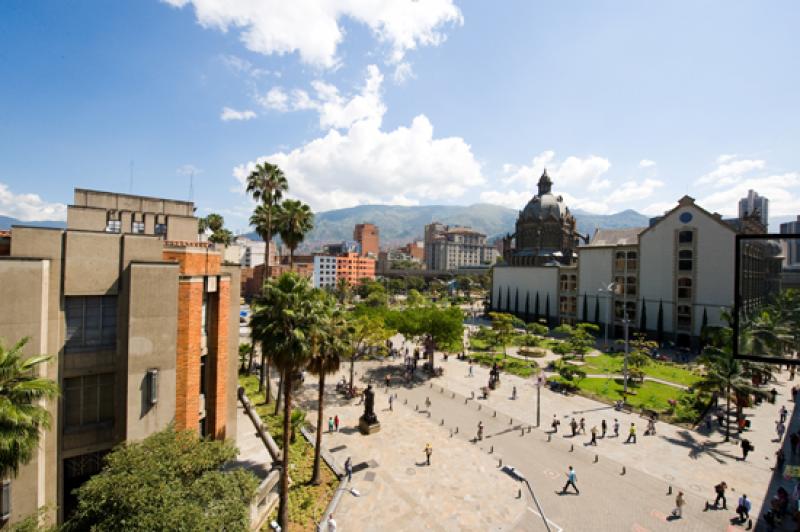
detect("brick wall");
top-left (164, 249), bottom-right (222, 276)
top-left (175, 278), bottom-right (203, 432)
top-left (209, 278), bottom-right (229, 439)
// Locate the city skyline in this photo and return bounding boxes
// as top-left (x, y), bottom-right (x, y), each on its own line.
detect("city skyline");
top-left (1, 1), bottom-right (798, 231)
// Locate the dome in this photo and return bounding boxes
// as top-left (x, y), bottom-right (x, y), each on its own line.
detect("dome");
top-left (521, 192), bottom-right (567, 220)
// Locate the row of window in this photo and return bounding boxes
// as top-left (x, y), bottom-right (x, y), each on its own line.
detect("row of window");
top-left (65, 296), bottom-right (117, 352)
top-left (106, 218), bottom-right (165, 235)
top-left (64, 373), bottom-right (114, 429)
top-left (614, 251), bottom-right (638, 272)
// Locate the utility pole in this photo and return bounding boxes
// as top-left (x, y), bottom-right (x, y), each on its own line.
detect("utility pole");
top-left (536, 375), bottom-right (543, 427)
top-left (623, 316), bottom-right (630, 395)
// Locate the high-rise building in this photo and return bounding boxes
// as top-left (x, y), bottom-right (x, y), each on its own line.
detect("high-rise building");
top-left (313, 255), bottom-right (338, 288)
top-left (424, 223), bottom-right (497, 271)
top-left (336, 252), bottom-right (376, 286)
top-left (781, 216), bottom-right (800, 266)
top-left (0, 189), bottom-right (240, 525)
top-left (738, 189), bottom-right (769, 230)
top-left (353, 223), bottom-right (379, 258)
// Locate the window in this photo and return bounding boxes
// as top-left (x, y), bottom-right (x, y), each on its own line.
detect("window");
top-left (677, 278), bottom-right (692, 299)
top-left (65, 296), bottom-right (117, 352)
top-left (569, 275), bottom-right (578, 291)
top-left (626, 276), bottom-right (637, 296)
top-left (678, 230), bottom-right (693, 244)
top-left (626, 251), bottom-right (638, 271)
top-left (678, 250), bottom-right (693, 271)
top-left (154, 223), bottom-right (167, 235)
top-left (199, 354), bottom-right (208, 398)
top-left (560, 274), bottom-right (569, 291)
top-left (64, 374), bottom-right (114, 428)
top-left (615, 251), bottom-right (626, 271)
top-left (614, 300), bottom-right (624, 319)
top-left (677, 305), bottom-right (692, 329)
top-left (105, 219), bottom-right (121, 233)
top-left (132, 220), bottom-right (145, 234)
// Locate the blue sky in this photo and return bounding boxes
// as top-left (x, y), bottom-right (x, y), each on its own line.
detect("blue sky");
top-left (1, 1), bottom-right (798, 231)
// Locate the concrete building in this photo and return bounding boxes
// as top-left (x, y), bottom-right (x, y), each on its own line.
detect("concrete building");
top-left (424, 223), bottom-right (497, 271)
top-left (0, 189), bottom-right (240, 525)
top-left (353, 223), bottom-right (379, 258)
top-left (336, 252), bottom-right (376, 286)
top-left (492, 195), bottom-right (781, 348)
top-left (781, 216), bottom-right (800, 266)
top-left (313, 255), bottom-right (338, 289)
top-left (738, 189), bottom-right (769, 231)
top-left (401, 241), bottom-right (424, 261)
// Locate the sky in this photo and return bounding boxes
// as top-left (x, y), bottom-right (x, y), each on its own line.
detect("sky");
top-left (1, 1), bottom-right (798, 232)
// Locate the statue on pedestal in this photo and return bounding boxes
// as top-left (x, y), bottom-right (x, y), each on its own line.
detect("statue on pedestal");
top-left (359, 384), bottom-right (381, 434)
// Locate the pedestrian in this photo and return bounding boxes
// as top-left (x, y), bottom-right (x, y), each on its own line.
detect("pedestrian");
top-left (777, 420), bottom-right (786, 441)
top-left (385, 374), bottom-right (391, 388)
top-left (477, 421), bottom-right (484, 441)
top-left (424, 443), bottom-right (432, 465)
top-left (736, 493), bottom-right (751, 522)
top-left (570, 418), bottom-right (578, 437)
top-left (469, 363), bottom-right (474, 377)
top-left (512, 386), bottom-right (517, 400)
top-left (613, 418), bottom-right (620, 438)
top-left (601, 419), bottom-right (607, 438)
top-left (770, 387), bottom-right (778, 403)
top-left (625, 423), bottom-right (637, 444)
top-left (740, 438), bottom-right (753, 461)
top-left (589, 426), bottom-right (598, 446)
top-left (327, 513), bottom-right (337, 532)
top-left (334, 415), bottom-right (340, 432)
top-left (713, 481), bottom-right (728, 510)
top-left (344, 457), bottom-right (352, 482)
top-left (579, 417), bottom-right (586, 434)
top-left (792, 385), bottom-right (798, 401)
top-left (780, 405), bottom-right (788, 423)
top-left (672, 491), bottom-right (685, 518)
top-left (388, 394), bottom-right (394, 411)
top-left (791, 432), bottom-right (799, 455)
top-left (561, 465), bottom-right (579, 494)
top-left (551, 415), bottom-right (560, 433)
top-left (328, 416), bottom-right (335, 433)
top-left (425, 396), bottom-right (431, 409)
top-left (646, 417), bottom-right (656, 436)
top-left (775, 448), bottom-right (786, 471)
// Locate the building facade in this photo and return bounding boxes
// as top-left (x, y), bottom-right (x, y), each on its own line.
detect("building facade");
top-left (313, 255), bottom-right (338, 289)
top-left (492, 195), bottom-right (782, 347)
top-left (781, 216), bottom-right (800, 267)
top-left (336, 252), bottom-right (376, 286)
top-left (0, 189), bottom-right (240, 525)
top-left (424, 224), bottom-right (497, 271)
top-left (353, 223), bottom-right (379, 258)
top-left (738, 189), bottom-right (769, 231)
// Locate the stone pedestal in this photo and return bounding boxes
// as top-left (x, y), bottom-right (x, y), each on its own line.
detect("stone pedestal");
top-left (359, 417), bottom-right (381, 435)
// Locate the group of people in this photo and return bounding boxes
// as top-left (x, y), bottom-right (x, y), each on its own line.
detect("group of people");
top-left (550, 414), bottom-right (647, 446)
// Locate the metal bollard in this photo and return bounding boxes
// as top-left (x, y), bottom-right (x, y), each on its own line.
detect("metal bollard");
top-left (490, 445), bottom-right (494, 454)
top-left (441, 419), bottom-right (444, 426)
top-left (455, 427), bottom-right (459, 434)
top-left (517, 488), bottom-right (522, 499)
top-left (509, 418), bottom-right (513, 425)
top-left (478, 405), bottom-right (482, 411)
top-left (427, 411), bottom-right (431, 418)
top-left (415, 405), bottom-right (419, 411)
top-left (621, 466), bottom-right (626, 475)
top-left (404, 398), bottom-right (408, 405)
top-left (493, 411), bottom-right (497, 417)
top-left (667, 486), bottom-right (672, 495)
top-left (498, 458), bottom-right (503, 467)
top-left (594, 454), bottom-right (598, 463)
top-left (570, 444), bottom-right (574, 452)
top-left (547, 433), bottom-right (552, 442)
top-left (465, 398), bottom-right (468, 404)
top-left (521, 427), bottom-right (525, 437)
top-left (450, 429), bottom-right (453, 438)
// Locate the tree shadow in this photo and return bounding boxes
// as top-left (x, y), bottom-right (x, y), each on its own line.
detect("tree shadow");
top-left (659, 429), bottom-right (739, 463)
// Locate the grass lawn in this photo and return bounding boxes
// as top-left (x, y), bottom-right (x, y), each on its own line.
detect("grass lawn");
top-left (468, 352), bottom-right (539, 378)
top-left (580, 354), bottom-right (701, 387)
top-left (239, 374), bottom-right (338, 531)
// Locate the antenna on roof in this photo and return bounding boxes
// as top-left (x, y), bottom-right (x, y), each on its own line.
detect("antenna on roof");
top-left (188, 170), bottom-right (194, 202)
top-left (129, 160), bottom-right (134, 193)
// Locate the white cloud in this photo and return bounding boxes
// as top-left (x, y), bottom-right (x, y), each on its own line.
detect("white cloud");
top-left (478, 190), bottom-right (530, 210)
top-left (716, 154), bottom-right (738, 164)
top-left (258, 88), bottom-right (289, 112)
top-left (606, 178), bottom-right (664, 204)
top-left (639, 159), bottom-right (656, 168)
top-left (0, 183), bottom-right (66, 221)
top-left (393, 62), bottom-right (415, 84)
top-left (502, 151), bottom-right (611, 190)
top-left (219, 54), bottom-right (271, 78)
top-left (163, 0), bottom-right (462, 69)
top-left (699, 172), bottom-right (800, 219)
top-left (587, 179), bottom-right (611, 192)
top-left (233, 66), bottom-right (483, 211)
top-left (697, 156), bottom-right (765, 186)
top-left (220, 107), bottom-right (257, 121)
top-left (640, 201), bottom-right (676, 216)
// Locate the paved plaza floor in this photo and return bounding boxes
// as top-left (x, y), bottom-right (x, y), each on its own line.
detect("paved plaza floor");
top-left (289, 336), bottom-right (793, 531)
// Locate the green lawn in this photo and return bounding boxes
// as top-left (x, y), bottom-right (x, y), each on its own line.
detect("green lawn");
top-left (239, 374), bottom-right (338, 531)
top-left (580, 354), bottom-right (700, 387)
top-left (468, 352), bottom-right (539, 378)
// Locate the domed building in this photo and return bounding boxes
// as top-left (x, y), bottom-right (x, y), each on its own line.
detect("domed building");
top-left (502, 169), bottom-right (582, 266)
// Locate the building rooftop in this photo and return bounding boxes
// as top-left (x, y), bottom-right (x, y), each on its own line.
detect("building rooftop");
top-left (586, 227), bottom-right (646, 246)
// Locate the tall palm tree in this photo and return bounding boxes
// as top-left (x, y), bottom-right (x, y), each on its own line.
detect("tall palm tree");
top-left (246, 162), bottom-right (288, 277)
top-left (307, 303), bottom-right (347, 485)
top-left (276, 199), bottom-right (314, 270)
top-left (251, 273), bottom-right (319, 530)
top-left (335, 278), bottom-right (351, 306)
top-left (0, 337), bottom-right (59, 478)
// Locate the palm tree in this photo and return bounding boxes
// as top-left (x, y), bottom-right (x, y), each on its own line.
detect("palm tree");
top-left (335, 278), bottom-right (351, 306)
top-left (276, 199), bottom-right (314, 270)
top-left (251, 273), bottom-right (319, 529)
top-left (307, 304), bottom-right (346, 485)
top-left (0, 337), bottom-right (59, 478)
top-left (246, 162), bottom-right (288, 277)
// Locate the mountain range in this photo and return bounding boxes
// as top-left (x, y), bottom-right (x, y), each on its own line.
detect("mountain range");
top-left (0, 215), bottom-right (66, 230)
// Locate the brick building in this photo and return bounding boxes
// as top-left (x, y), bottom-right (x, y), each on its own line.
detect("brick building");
top-left (335, 252), bottom-right (376, 286)
top-left (0, 189), bottom-right (240, 525)
top-left (354, 223), bottom-right (379, 258)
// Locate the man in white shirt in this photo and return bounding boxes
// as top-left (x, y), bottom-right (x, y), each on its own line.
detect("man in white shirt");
top-left (327, 514), bottom-right (337, 532)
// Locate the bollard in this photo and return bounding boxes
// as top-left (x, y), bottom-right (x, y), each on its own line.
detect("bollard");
top-left (427, 412), bottom-right (431, 418)
top-left (452, 392), bottom-right (455, 398)
top-left (478, 405), bottom-right (482, 411)
top-left (509, 418), bottom-right (513, 425)
top-left (493, 411), bottom-right (497, 417)
top-left (570, 444), bottom-right (574, 452)
top-left (498, 458), bottom-right (503, 467)
top-left (517, 488), bottom-right (522, 499)
top-left (667, 486), bottom-right (672, 495)
top-left (455, 426), bottom-right (459, 434)
top-left (404, 398), bottom-right (408, 405)
top-left (621, 466), bottom-right (626, 475)
top-left (521, 427), bottom-right (525, 437)
top-left (465, 398), bottom-right (468, 405)
top-left (490, 445), bottom-right (494, 454)
top-left (441, 419), bottom-right (444, 426)
top-left (594, 454), bottom-right (598, 463)
top-left (527, 427), bottom-right (532, 433)
top-left (415, 405), bottom-right (419, 411)
top-left (450, 429), bottom-right (453, 438)
top-left (548, 433), bottom-right (552, 442)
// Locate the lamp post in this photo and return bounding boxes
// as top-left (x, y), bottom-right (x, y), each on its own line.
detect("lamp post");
top-left (535, 374), bottom-right (544, 427)
top-left (622, 315), bottom-right (631, 395)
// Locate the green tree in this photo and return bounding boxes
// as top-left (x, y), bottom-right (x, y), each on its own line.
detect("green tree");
top-left (251, 273), bottom-right (321, 528)
top-left (552, 323), bottom-right (598, 360)
top-left (0, 337), bottom-right (58, 479)
top-left (406, 289), bottom-right (425, 307)
top-left (238, 343), bottom-right (253, 373)
top-left (276, 199), bottom-right (314, 269)
top-left (204, 213), bottom-right (233, 245)
top-left (489, 312), bottom-right (515, 358)
top-left (246, 161), bottom-right (289, 274)
top-left (65, 428), bottom-right (258, 532)
top-left (335, 278), bottom-right (351, 305)
top-left (344, 313), bottom-right (392, 394)
top-left (526, 322), bottom-right (548, 337)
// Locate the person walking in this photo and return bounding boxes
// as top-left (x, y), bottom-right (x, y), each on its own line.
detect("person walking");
top-left (579, 417), bottom-right (586, 434)
top-left (613, 418), bottom-right (620, 438)
top-left (570, 418), bottom-right (578, 437)
top-left (551, 415), bottom-right (560, 433)
top-left (601, 419), bottom-right (607, 438)
top-left (712, 481), bottom-right (728, 510)
top-left (561, 466), bottom-right (579, 494)
top-left (780, 405), bottom-right (788, 423)
top-left (327, 514), bottom-right (337, 532)
top-left (589, 426), bottom-right (598, 446)
top-left (344, 457), bottom-right (353, 482)
top-left (625, 423), bottom-right (637, 444)
top-left (328, 416), bottom-right (335, 433)
top-left (468, 363), bottom-right (474, 377)
top-left (388, 394), bottom-right (394, 411)
top-left (385, 374), bottom-right (391, 389)
top-left (672, 491), bottom-right (685, 518)
top-left (425, 396), bottom-right (431, 410)
top-left (512, 386), bottom-right (517, 400)
top-left (424, 443), bottom-right (432, 466)
top-left (477, 421), bottom-right (484, 441)
top-left (741, 438), bottom-right (753, 461)
top-left (777, 420), bottom-right (786, 441)
top-left (736, 493), bottom-right (751, 522)
top-left (334, 415), bottom-right (340, 432)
